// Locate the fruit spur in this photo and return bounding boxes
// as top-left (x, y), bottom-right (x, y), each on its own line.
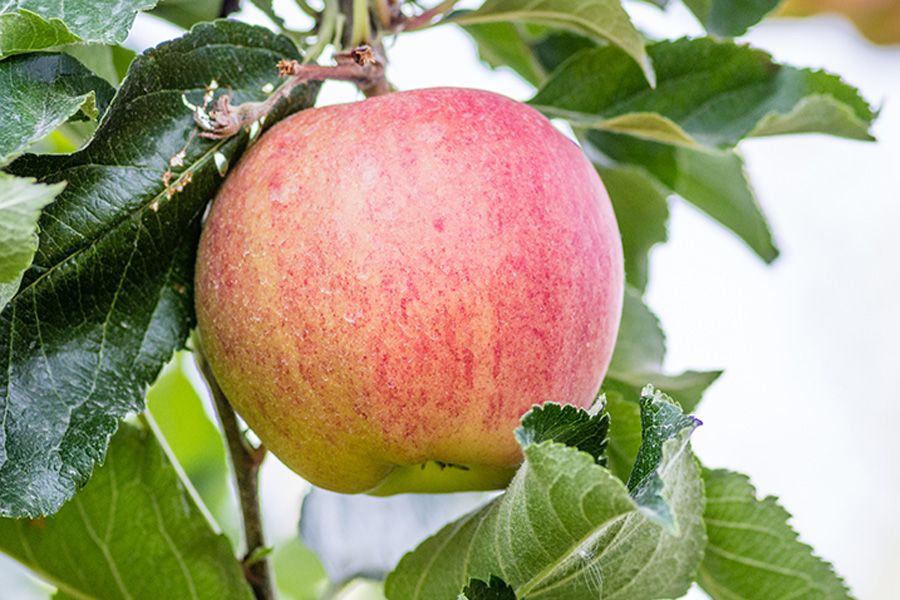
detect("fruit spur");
top-left (194, 87), bottom-right (624, 495)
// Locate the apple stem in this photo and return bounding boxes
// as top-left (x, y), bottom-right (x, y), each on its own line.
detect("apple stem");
top-left (197, 352), bottom-right (274, 600)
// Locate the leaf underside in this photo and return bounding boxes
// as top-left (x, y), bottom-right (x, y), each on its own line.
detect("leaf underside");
top-left (699, 468), bottom-right (852, 599)
top-left (385, 389), bottom-right (705, 600)
top-left (0, 1), bottom-right (159, 59)
top-left (0, 53), bottom-right (115, 165)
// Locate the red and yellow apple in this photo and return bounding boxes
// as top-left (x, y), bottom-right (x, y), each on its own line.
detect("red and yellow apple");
top-left (780, 0), bottom-right (900, 44)
top-left (194, 88), bottom-right (624, 494)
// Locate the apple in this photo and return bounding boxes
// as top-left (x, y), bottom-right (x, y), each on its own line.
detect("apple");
top-left (780, 0), bottom-right (900, 45)
top-left (194, 88), bottom-right (624, 494)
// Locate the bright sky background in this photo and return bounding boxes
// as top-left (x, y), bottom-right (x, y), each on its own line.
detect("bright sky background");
top-left (1, 3), bottom-right (897, 599)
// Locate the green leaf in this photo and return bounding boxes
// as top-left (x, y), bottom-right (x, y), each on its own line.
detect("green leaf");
top-left (0, 9), bottom-right (79, 59)
top-left (599, 165), bottom-right (669, 292)
top-left (460, 576), bottom-right (517, 600)
top-left (147, 352), bottom-right (239, 545)
top-left (0, 53), bottom-right (115, 165)
top-left (683, 0), bottom-right (780, 37)
top-left (273, 538), bottom-right (329, 600)
top-left (385, 390), bottom-right (705, 600)
top-left (63, 44), bottom-right (137, 86)
top-left (531, 30), bottom-right (594, 74)
top-left (603, 290), bottom-right (719, 482)
top-left (250, 0), bottom-right (289, 30)
top-left (626, 387), bottom-right (701, 528)
top-left (0, 20), bottom-right (319, 518)
top-left (699, 468), bottom-right (852, 599)
top-left (607, 369), bottom-right (721, 415)
top-left (608, 286), bottom-right (665, 373)
top-left (150, 0), bottom-right (226, 29)
top-left (515, 401), bottom-right (609, 464)
top-left (531, 39), bottom-right (875, 148)
top-left (0, 174), bottom-right (61, 278)
top-left (590, 131), bottom-right (779, 263)
top-left (451, 0), bottom-right (654, 85)
top-left (586, 112), bottom-right (698, 148)
top-left (0, 174), bottom-right (64, 308)
top-left (0, 1), bottom-right (158, 59)
top-left (462, 23), bottom-right (546, 87)
top-left (602, 391), bottom-right (642, 482)
top-left (0, 423), bottom-right (254, 600)
top-left (606, 287), bottom-right (721, 411)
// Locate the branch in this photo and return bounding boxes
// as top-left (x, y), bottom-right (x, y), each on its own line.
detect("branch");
top-left (194, 45), bottom-right (392, 140)
top-left (398, 0), bottom-right (459, 32)
top-left (197, 352), bottom-right (273, 600)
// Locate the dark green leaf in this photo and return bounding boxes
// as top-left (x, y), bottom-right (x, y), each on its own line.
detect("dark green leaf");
top-left (599, 165), bottom-right (669, 292)
top-left (461, 576), bottom-right (517, 600)
top-left (451, 0), bottom-right (654, 85)
top-left (699, 468), bottom-right (852, 599)
top-left (0, 174), bottom-right (64, 307)
top-left (532, 39), bottom-right (875, 148)
top-left (531, 30), bottom-right (594, 74)
top-left (515, 401), bottom-right (609, 464)
top-left (462, 23), bottom-right (546, 87)
top-left (0, 20), bottom-right (318, 518)
top-left (0, 423), bottom-right (254, 600)
top-left (385, 393), bottom-right (705, 600)
top-left (591, 131), bottom-right (779, 263)
top-left (626, 386), bottom-right (700, 528)
top-left (0, 53), bottom-right (115, 165)
top-left (0, 1), bottom-right (158, 59)
top-left (683, 0), bottom-right (780, 37)
top-left (150, 0), bottom-right (225, 29)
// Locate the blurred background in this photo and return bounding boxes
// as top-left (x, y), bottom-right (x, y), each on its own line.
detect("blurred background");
top-left (1, 2), bottom-right (897, 598)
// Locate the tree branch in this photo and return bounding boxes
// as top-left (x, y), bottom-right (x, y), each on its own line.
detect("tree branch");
top-left (197, 352), bottom-right (273, 600)
top-left (194, 46), bottom-right (391, 139)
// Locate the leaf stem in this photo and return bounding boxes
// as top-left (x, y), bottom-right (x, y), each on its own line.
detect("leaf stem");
top-left (196, 350), bottom-right (273, 600)
top-left (294, 0), bottom-right (320, 18)
top-left (305, 0), bottom-right (338, 63)
top-left (400, 0), bottom-right (458, 31)
top-left (350, 0), bottom-right (371, 46)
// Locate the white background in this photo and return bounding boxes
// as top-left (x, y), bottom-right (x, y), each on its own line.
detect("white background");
top-left (1, 3), bottom-right (897, 599)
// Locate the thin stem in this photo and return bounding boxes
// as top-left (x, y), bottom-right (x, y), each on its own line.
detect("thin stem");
top-left (304, 0), bottom-right (338, 63)
top-left (294, 0), bottom-right (319, 18)
top-left (332, 13), bottom-right (346, 51)
top-left (373, 0), bottom-right (392, 29)
top-left (350, 0), bottom-right (371, 46)
top-left (400, 0), bottom-right (458, 31)
top-left (196, 351), bottom-right (273, 600)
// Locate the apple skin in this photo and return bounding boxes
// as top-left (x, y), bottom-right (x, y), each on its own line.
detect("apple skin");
top-left (194, 88), bottom-right (624, 494)
top-left (780, 0), bottom-right (900, 44)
